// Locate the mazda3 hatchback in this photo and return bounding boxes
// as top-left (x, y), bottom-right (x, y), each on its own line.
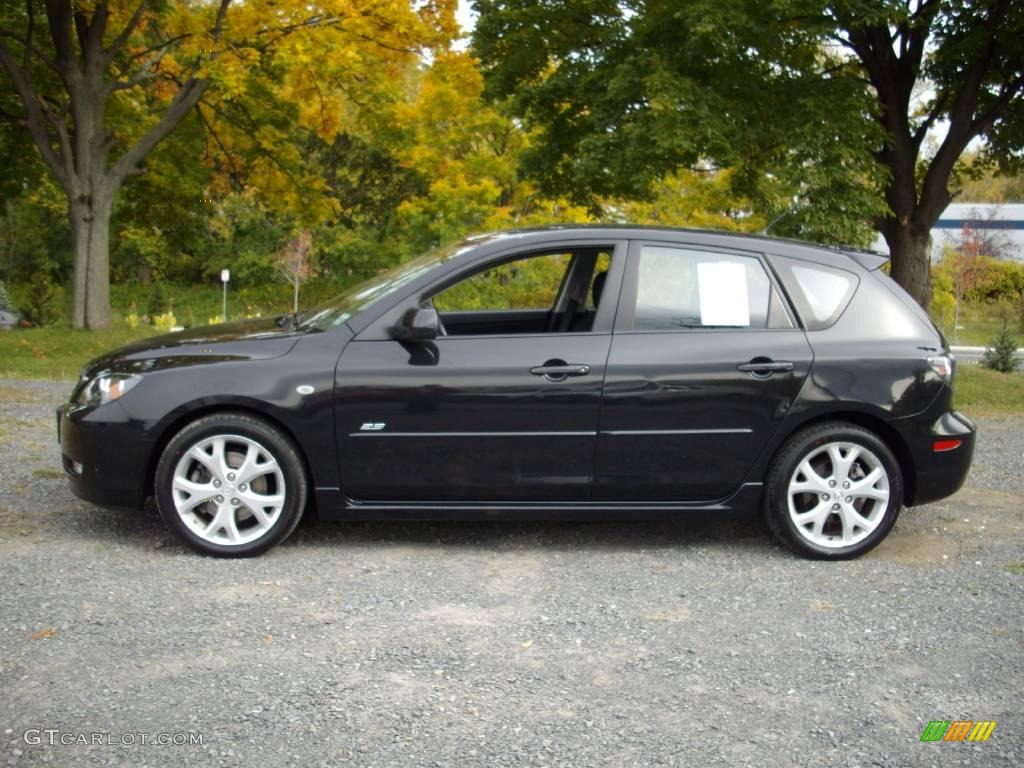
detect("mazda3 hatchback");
top-left (58, 227), bottom-right (975, 558)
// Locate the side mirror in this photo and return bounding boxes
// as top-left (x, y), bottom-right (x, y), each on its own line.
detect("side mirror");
top-left (392, 306), bottom-right (440, 341)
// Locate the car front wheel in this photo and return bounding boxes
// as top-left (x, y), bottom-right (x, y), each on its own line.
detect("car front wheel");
top-left (765, 421), bottom-right (903, 559)
top-left (155, 413), bottom-right (308, 557)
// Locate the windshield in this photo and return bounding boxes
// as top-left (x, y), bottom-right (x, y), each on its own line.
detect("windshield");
top-left (298, 239), bottom-right (476, 331)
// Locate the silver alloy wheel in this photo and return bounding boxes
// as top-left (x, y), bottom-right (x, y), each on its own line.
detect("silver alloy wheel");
top-left (786, 441), bottom-right (890, 549)
top-left (171, 434), bottom-right (286, 546)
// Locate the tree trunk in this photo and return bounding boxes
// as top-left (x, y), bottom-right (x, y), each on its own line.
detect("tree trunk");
top-left (293, 280), bottom-right (300, 313)
top-left (1, 2), bottom-right (215, 331)
top-left (881, 221), bottom-right (933, 311)
top-left (69, 189), bottom-right (114, 330)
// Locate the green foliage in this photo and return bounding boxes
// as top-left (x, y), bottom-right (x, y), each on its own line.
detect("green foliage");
top-left (434, 254), bottom-right (571, 311)
top-left (472, 0), bottom-right (888, 246)
top-left (930, 284), bottom-right (956, 331)
top-left (473, 0), bottom-right (1024, 311)
top-left (117, 225), bottom-right (170, 284)
top-left (981, 323), bottom-right (1021, 374)
top-left (970, 259), bottom-right (1024, 304)
top-left (9, 2), bottom-right (1017, 322)
top-left (147, 283), bottom-right (170, 318)
top-left (954, 155), bottom-right (1024, 203)
top-left (0, 176), bottom-right (71, 284)
top-left (18, 277), bottom-right (60, 327)
top-left (933, 251), bottom-right (1024, 305)
top-left (620, 169), bottom-right (766, 232)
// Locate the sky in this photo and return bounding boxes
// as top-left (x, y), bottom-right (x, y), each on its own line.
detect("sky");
top-left (455, 0), bottom-right (477, 50)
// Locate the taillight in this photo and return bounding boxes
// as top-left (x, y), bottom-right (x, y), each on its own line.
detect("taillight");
top-left (933, 439), bottom-right (962, 452)
top-left (927, 355), bottom-right (953, 384)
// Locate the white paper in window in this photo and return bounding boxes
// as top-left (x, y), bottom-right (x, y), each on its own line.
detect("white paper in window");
top-left (697, 261), bottom-right (750, 326)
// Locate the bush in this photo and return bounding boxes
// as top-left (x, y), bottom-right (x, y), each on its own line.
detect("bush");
top-left (20, 277), bottom-right (59, 326)
top-left (981, 323), bottom-right (1020, 373)
top-left (147, 282), bottom-right (170, 317)
top-left (152, 311), bottom-right (178, 332)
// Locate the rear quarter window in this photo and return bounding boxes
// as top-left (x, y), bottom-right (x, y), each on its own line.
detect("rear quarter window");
top-left (770, 255), bottom-right (859, 330)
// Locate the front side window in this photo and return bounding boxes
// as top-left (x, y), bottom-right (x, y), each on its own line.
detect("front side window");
top-left (632, 246), bottom-right (791, 330)
top-left (433, 253), bottom-right (572, 312)
top-left (428, 247), bottom-right (615, 336)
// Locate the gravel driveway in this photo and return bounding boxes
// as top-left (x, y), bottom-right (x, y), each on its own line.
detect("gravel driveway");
top-left (1, 380), bottom-right (1021, 767)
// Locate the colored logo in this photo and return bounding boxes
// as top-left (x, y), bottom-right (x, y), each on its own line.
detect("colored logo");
top-left (920, 720), bottom-right (997, 742)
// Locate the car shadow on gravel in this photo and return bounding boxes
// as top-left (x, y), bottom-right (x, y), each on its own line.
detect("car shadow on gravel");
top-left (285, 510), bottom-right (776, 556)
top-left (57, 500), bottom-right (778, 557)
top-left (51, 499), bottom-right (168, 541)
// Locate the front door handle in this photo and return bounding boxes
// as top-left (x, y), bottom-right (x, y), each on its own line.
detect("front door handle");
top-left (737, 360), bottom-right (794, 377)
top-left (530, 363), bottom-right (591, 380)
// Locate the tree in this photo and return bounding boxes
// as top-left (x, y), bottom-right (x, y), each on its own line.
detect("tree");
top-left (948, 207), bottom-right (1019, 262)
top-left (275, 229), bottom-right (312, 313)
top-left (981, 322), bottom-right (1020, 372)
top-left (955, 154), bottom-right (1024, 202)
top-left (617, 168), bottom-right (768, 233)
top-left (473, 0), bottom-right (1024, 309)
top-left (936, 234), bottom-right (986, 342)
top-left (0, 1), bottom-right (454, 328)
top-left (394, 51), bottom-right (595, 251)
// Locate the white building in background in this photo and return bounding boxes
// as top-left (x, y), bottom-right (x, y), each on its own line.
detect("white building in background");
top-left (872, 203), bottom-right (1024, 262)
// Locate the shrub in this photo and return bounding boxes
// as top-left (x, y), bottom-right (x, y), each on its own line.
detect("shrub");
top-left (981, 323), bottom-right (1020, 373)
top-left (20, 277), bottom-right (59, 326)
top-left (124, 300), bottom-right (140, 329)
top-left (147, 282), bottom-right (170, 317)
top-left (152, 311), bottom-right (178, 332)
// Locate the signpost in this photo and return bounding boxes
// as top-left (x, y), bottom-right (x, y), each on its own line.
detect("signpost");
top-left (221, 268), bottom-right (230, 322)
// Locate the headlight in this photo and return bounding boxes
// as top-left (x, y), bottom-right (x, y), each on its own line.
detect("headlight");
top-left (74, 373), bottom-right (142, 407)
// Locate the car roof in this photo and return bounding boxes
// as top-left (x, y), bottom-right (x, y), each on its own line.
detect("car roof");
top-left (462, 225), bottom-right (889, 272)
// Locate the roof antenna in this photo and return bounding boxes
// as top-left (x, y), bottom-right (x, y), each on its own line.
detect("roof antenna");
top-left (760, 210), bottom-right (789, 235)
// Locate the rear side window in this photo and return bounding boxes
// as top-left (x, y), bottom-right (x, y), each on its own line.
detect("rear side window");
top-left (632, 245), bottom-right (793, 330)
top-left (771, 256), bottom-right (858, 330)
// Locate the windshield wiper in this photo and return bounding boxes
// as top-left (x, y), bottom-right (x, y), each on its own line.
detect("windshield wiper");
top-left (275, 311), bottom-right (305, 329)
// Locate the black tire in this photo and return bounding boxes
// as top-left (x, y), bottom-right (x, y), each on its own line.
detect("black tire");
top-left (764, 421), bottom-right (903, 560)
top-left (154, 412), bottom-right (308, 557)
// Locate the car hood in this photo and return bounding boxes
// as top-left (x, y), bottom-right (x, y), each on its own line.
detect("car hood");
top-left (81, 317), bottom-right (304, 377)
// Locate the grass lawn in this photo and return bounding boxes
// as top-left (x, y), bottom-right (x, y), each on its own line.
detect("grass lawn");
top-left (934, 301), bottom-right (1023, 347)
top-left (0, 324), bottom-right (158, 380)
top-left (953, 364), bottom-right (1024, 416)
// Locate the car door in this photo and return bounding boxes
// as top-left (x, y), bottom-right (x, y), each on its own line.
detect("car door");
top-left (335, 241), bottom-right (626, 502)
top-left (594, 240), bottom-right (813, 501)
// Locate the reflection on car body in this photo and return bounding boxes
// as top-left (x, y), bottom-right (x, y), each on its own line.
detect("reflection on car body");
top-left (58, 226), bottom-right (975, 558)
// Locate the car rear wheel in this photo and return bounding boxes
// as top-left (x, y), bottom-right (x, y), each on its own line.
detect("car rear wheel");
top-left (765, 421), bottom-right (902, 559)
top-left (155, 413), bottom-right (308, 557)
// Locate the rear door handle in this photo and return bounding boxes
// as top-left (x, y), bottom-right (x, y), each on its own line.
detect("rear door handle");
top-left (530, 363), bottom-right (591, 379)
top-left (737, 361), bottom-right (794, 376)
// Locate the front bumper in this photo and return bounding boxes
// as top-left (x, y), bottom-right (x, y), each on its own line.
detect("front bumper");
top-left (57, 402), bottom-right (152, 510)
top-left (901, 409), bottom-right (976, 506)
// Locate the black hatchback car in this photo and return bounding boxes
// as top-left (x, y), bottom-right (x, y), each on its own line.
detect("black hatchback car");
top-left (58, 226), bottom-right (975, 558)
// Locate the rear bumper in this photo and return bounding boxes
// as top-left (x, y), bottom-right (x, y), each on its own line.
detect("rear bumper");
top-left (901, 409), bottom-right (976, 506)
top-left (58, 402), bottom-right (152, 510)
